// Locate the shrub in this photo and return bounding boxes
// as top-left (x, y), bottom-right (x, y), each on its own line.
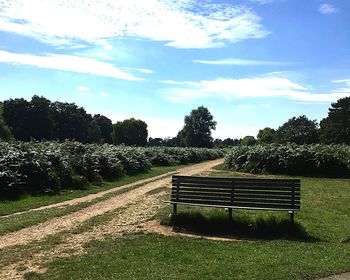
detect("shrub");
top-left (224, 144), bottom-right (350, 178)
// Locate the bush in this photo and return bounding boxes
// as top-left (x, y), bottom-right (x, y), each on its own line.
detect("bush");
top-left (0, 141), bottom-right (224, 199)
top-left (224, 144), bottom-right (350, 178)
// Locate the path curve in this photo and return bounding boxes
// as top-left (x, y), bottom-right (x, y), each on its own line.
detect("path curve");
top-left (0, 159), bottom-right (223, 249)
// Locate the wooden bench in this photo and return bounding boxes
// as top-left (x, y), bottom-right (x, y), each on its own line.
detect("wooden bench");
top-left (166, 175), bottom-right (300, 223)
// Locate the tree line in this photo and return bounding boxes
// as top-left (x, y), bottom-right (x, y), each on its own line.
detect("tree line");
top-left (1, 95), bottom-right (349, 147)
top-left (0, 96), bottom-right (217, 147)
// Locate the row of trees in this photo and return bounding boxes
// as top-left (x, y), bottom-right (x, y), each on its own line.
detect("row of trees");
top-left (218, 97), bottom-right (349, 146)
top-left (0, 96), bottom-right (149, 146)
top-left (1, 96), bottom-right (114, 143)
top-left (0, 96), bottom-right (217, 148)
top-left (1, 95), bottom-right (349, 147)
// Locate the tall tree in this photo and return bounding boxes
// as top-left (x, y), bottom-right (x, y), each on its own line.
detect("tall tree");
top-left (0, 104), bottom-right (13, 141)
top-left (148, 137), bottom-right (163, 147)
top-left (93, 114), bottom-right (113, 143)
top-left (257, 127), bottom-right (275, 144)
top-left (179, 106), bottom-right (216, 148)
top-left (241, 136), bottom-right (256, 146)
top-left (320, 97), bottom-right (350, 144)
top-left (51, 101), bottom-right (92, 143)
top-left (112, 118), bottom-right (148, 146)
top-left (27, 95), bottom-right (54, 140)
top-left (274, 115), bottom-right (319, 144)
top-left (3, 98), bottom-right (30, 141)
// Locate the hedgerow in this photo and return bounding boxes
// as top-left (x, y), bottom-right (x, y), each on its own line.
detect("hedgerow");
top-left (224, 144), bottom-right (350, 177)
top-left (0, 141), bottom-right (223, 199)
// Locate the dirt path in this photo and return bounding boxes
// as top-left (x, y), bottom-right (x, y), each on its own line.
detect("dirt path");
top-left (0, 171), bottom-right (178, 219)
top-left (0, 159), bottom-right (223, 250)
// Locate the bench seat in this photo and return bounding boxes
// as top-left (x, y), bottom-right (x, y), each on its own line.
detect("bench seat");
top-left (165, 175), bottom-right (301, 222)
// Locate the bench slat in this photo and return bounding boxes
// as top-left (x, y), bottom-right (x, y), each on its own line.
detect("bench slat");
top-left (173, 175), bottom-right (299, 183)
top-left (170, 198), bottom-right (300, 210)
top-left (171, 192), bottom-right (300, 201)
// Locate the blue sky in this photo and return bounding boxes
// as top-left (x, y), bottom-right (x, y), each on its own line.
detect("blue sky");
top-left (0, 0), bottom-right (349, 139)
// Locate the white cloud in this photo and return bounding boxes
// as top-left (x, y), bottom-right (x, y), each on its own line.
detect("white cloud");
top-left (76, 86), bottom-right (90, 92)
top-left (250, 0), bottom-right (282, 4)
top-left (100, 91), bottom-right (109, 97)
top-left (193, 58), bottom-right (293, 66)
top-left (0, 0), bottom-right (268, 49)
top-left (161, 76), bottom-right (350, 103)
top-left (0, 49), bottom-right (142, 81)
top-left (319, 4), bottom-right (339, 14)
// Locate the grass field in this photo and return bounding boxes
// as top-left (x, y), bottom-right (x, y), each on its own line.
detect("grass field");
top-left (22, 169), bottom-right (350, 280)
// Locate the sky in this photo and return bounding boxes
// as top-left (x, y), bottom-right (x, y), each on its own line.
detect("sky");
top-left (0, 0), bottom-right (349, 139)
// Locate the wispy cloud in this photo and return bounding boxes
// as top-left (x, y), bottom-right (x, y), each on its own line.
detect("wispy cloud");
top-left (193, 58), bottom-right (294, 66)
top-left (76, 86), bottom-right (90, 92)
top-left (250, 0), bottom-right (283, 5)
top-left (0, 0), bottom-right (268, 49)
top-left (161, 76), bottom-right (349, 103)
top-left (319, 3), bottom-right (339, 14)
top-left (0, 50), bottom-right (142, 81)
top-left (100, 91), bottom-right (109, 97)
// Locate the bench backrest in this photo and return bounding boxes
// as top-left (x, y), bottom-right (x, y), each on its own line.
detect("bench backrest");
top-left (171, 175), bottom-right (300, 211)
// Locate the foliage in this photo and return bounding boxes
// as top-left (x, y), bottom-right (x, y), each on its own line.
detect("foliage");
top-left (0, 141), bottom-right (223, 198)
top-left (2, 95), bottom-right (112, 144)
top-left (320, 97), bottom-right (350, 144)
top-left (274, 115), bottom-right (319, 144)
top-left (257, 127), bottom-right (275, 143)
top-left (178, 106), bottom-right (216, 148)
top-left (93, 114), bottom-right (113, 144)
top-left (112, 118), bottom-right (148, 146)
top-left (0, 105), bottom-right (13, 141)
top-left (240, 136), bottom-right (256, 146)
top-left (224, 144), bottom-right (350, 177)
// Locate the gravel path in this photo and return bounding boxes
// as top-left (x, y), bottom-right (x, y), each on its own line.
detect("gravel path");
top-left (0, 159), bottom-right (223, 250)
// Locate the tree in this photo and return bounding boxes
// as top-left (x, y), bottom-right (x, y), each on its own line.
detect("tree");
top-left (3, 98), bottom-right (30, 141)
top-left (112, 118), bottom-right (148, 146)
top-left (51, 101), bottom-right (92, 143)
top-left (3, 96), bottom-right (55, 141)
top-left (148, 137), bottom-right (164, 146)
top-left (222, 138), bottom-right (240, 146)
top-left (27, 95), bottom-right (54, 140)
top-left (178, 106), bottom-right (216, 148)
top-left (93, 114), bottom-right (113, 144)
top-left (319, 97), bottom-right (350, 144)
top-left (87, 119), bottom-right (102, 143)
top-left (241, 136), bottom-right (256, 146)
top-left (274, 115), bottom-right (319, 144)
top-left (0, 104), bottom-right (13, 141)
top-left (257, 127), bottom-right (275, 144)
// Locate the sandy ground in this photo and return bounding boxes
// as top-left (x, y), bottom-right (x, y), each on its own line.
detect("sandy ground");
top-left (0, 159), bottom-right (223, 279)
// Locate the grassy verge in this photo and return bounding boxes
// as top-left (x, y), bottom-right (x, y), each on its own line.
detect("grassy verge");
top-left (23, 169), bottom-right (350, 280)
top-left (0, 165), bottom-right (181, 216)
top-left (24, 234), bottom-right (350, 280)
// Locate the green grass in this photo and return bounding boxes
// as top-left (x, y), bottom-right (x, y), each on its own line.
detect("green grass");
top-left (22, 169), bottom-right (350, 280)
top-left (0, 165), bottom-right (181, 216)
top-left (24, 234), bottom-right (350, 280)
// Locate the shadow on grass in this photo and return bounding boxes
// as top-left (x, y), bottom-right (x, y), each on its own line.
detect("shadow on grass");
top-left (164, 212), bottom-right (318, 242)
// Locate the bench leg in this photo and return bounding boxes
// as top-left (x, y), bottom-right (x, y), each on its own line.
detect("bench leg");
top-left (289, 211), bottom-right (294, 224)
top-left (228, 208), bottom-right (233, 220)
top-left (173, 204), bottom-right (177, 215)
